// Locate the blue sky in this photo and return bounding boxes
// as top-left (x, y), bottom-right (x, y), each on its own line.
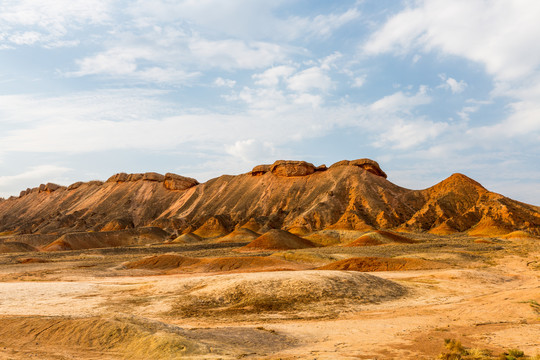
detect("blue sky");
top-left (0, 0), bottom-right (539, 205)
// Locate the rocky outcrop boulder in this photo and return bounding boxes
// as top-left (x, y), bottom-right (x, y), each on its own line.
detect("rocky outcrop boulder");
top-left (251, 164), bottom-right (271, 176)
top-left (87, 180), bottom-right (104, 187)
top-left (19, 188), bottom-right (32, 197)
top-left (143, 172), bottom-right (165, 182)
top-left (270, 160), bottom-right (315, 177)
top-left (127, 173), bottom-right (143, 181)
top-left (67, 182), bottom-right (83, 190)
top-left (330, 159), bottom-right (387, 178)
top-left (37, 183), bottom-right (63, 193)
top-left (106, 173), bottom-right (129, 183)
top-left (163, 173), bottom-right (199, 191)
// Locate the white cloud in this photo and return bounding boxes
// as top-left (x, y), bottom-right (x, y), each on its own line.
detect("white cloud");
top-left (72, 48), bottom-right (140, 76)
top-left (0, 84), bottom-right (442, 159)
top-left (369, 86), bottom-right (431, 114)
top-left (375, 119), bottom-right (449, 149)
top-left (0, 0), bottom-right (111, 47)
top-left (225, 139), bottom-right (275, 162)
top-left (438, 76), bottom-right (467, 94)
top-left (69, 34), bottom-right (290, 82)
top-left (189, 38), bottom-right (288, 70)
top-left (292, 93), bottom-right (323, 108)
top-left (253, 66), bottom-right (296, 87)
top-left (128, 1), bottom-right (359, 42)
top-left (438, 74), bottom-right (467, 94)
top-left (287, 66), bottom-right (333, 93)
top-left (8, 31), bottom-right (42, 45)
top-left (307, 8), bottom-right (360, 38)
top-left (364, 0), bottom-right (540, 149)
top-left (364, 0), bottom-right (540, 82)
top-left (352, 75), bottom-right (366, 88)
top-left (445, 77), bottom-right (467, 94)
top-left (215, 77), bottom-right (236, 88)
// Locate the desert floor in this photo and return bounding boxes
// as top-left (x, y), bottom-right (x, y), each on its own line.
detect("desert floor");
top-left (0, 234), bottom-right (538, 359)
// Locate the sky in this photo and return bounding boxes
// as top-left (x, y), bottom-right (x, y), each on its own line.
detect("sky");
top-left (0, 0), bottom-right (539, 205)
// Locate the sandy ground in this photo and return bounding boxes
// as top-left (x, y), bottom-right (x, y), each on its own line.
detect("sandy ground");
top-left (0, 237), bottom-right (539, 359)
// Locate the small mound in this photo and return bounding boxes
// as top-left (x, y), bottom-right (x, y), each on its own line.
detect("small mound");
top-left (239, 218), bottom-right (264, 233)
top-left (239, 229), bottom-right (317, 251)
top-left (270, 251), bottom-right (345, 265)
top-left (171, 232), bottom-right (202, 244)
top-left (468, 219), bottom-right (512, 237)
top-left (0, 316), bottom-right (208, 359)
top-left (305, 230), bottom-right (367, 246)
top-left (176, 256), bottom-right (306, 273)
top-left (501, 230), bottom-right (538, 240)
top-left (286, 226), bottom-right (311, 236)
top-left (344, 230), bottom-right (416, 247)
top-left (125, 254), bottom-right (200, 270)
top-left (41, 239), bottom-right (72, 252)
top-left (171, 270), bottom-right (406, 316)
top-left (124, 254), bottom-right (305, 273)
top-left (41, 228), bottom-right (169, 252)
top-left (318, 257), bottom-right (448, 272)
top-left (429, 222), bottom-right (459, 235)
top-left (345, 236), bottom-right (382, 247)
top-left (0, 241), bottom-right (36, 253)
top-left (124, 254), bottom-right (197, 271)
top-left (193, 216), bottom-right (230, 238)
top-left (217, 227), bottom-right (259, 243)
top-left (100, 218), bottom-right (133, 232)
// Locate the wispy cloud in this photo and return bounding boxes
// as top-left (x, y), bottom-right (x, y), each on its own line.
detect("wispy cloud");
top-left (0, 0), bottom-right (111, 48)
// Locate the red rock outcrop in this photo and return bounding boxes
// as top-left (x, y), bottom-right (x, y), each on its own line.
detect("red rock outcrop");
top-left (163, 173), bottom-right (198, 191)
top-left (127, 173), bottom-right (143, 181)
top-left (143, 172), bottom-right (165, 182)
top-left (330, 159), bottom-right (387, 178)
top-left (107, 173), bottom-right (129, 183)
top-left (67, 182), bottom-right (83, 190)
top-left (251, 164), bottom-right (271, 176)
top-left (270, 160), bottom-right (315, 177)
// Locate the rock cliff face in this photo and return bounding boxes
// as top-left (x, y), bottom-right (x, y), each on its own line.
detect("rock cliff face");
top-left (0, 159), bottom-right (539, 241)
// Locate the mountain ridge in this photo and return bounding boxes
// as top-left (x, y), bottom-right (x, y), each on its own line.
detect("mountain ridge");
top-left (1, 159), bottom-right (539, 241)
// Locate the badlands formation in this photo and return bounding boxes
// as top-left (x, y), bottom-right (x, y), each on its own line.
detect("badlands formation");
top-left (0, 159), bottom-right (539, 359)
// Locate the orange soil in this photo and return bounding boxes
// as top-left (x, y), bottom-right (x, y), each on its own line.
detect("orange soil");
top-left (318, 256), bottom-right (449, 272)
top-left (216, 228), bottom-right (259, 243)
top-left (0, 242), bottom-right (36, 253)
top-left (344, 230), bottom-right (416, 247)
top-left (238, 229), bottom-right (317, 251)
top-left (125, 254), bottom-right (306, 273)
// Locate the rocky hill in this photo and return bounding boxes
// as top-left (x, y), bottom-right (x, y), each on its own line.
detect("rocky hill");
top-left (0, 159), bottom-right (539, 248)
